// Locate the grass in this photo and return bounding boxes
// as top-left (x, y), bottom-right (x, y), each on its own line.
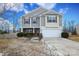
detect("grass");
top-left (69, 35), bottom-right (79, 42)
top-left (0, 39), bottom-right (12, 52)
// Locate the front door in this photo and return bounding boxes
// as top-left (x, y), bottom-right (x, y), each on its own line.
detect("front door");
top-left (34, 28), bottom-right (40, 33)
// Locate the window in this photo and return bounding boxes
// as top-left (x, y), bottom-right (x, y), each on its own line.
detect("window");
top-left (47, 16), bottom-right (57, 23)
top-left (24, 18), bottom-right (30, 24)
top-left (32, 17), bottom-right (39, 24)
top-left (23, 28), bottom-right (33, 33)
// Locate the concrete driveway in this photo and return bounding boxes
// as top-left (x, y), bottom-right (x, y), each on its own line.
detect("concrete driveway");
top-left (43, 37), bottom-right (79, 56)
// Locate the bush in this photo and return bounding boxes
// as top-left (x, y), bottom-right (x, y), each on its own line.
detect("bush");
top-left (23, 33), bottom-right (27, 37)
top-left (0, 30), bottom-right (8, 34)
top-left (24, 33), bottom-right (33, 37)
top-left (3, 31), bottom-right (8, 34)
top-left (17, 32), bottom-right (43, 40)
top-left (33, 33), bottom-right (39, 37)
top-left (61, 32), bottom-right (69, 38)
top-left (17, 32), bottom-right (24, 37)
top-left (26, 33), bottom-right (33, 37)
top-left (39, 33), bottom-right (43, 40)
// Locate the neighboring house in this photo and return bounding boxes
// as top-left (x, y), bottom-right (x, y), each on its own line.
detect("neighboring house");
top-left (0, 18), bottom-right (12, 32)
top-left (0, 18), bottom-right (9, 31)
top-left (20, 7), bottom-right (62, 37)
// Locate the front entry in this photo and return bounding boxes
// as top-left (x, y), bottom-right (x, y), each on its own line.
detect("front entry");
top-left (34, 28), bottom-right (40, 33)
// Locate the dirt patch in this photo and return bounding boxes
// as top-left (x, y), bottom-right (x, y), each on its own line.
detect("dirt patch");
top-left (0, 39), bottom-right (12, 53)
top-left (69, 35), bottom-right (79, 42)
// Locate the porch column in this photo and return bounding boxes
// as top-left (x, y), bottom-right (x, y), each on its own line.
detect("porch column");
top-left (21, 27), bottom-right (23, 32)
top-left (30, 17), bottom-right (31, 28)
top-left (40, 16), bottom-right (41, 33)
top-left (40, 16), bottom-right (41, 27)
top-left (21, 20), bottom-right (23, 32)
top-left (21, 17), bottom-right (23, 32)
top-left (33, 28), bottom-right (35, 33)
top-left (45, 15), bottom-right (47, 27)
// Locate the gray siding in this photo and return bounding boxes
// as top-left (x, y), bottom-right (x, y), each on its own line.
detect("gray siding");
top-left (41, 16), bottom-right (45, 26)
top-left (23, 24), bottom-right (30, 28)
top-left (59, 16), bottom-right (62, 26)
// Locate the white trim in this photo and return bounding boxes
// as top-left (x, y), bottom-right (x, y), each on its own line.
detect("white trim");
top-left (30, 17), bottom-right (31, 28)
top-left (33, 28), bottom-right (35, 33)
top-left (21, 19), bottom-right (23, 32)
top-left (46, 15), bottom-right (57, 23)
top-left (23, 7), bottom-right (62, 18)
top-left (45, 15), bottom-right (47, 27)
top-left (40, 16), bottom-right (41, 27)
top-left (21, 28), bottom-right (23, 32)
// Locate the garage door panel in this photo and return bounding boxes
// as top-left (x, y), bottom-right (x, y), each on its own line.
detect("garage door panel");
top-left (42, 29), bottom-right (62, 37)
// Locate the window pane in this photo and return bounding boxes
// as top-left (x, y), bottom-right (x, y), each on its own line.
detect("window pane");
top-left (32, 17), bottom-right (39, 24)
top-left (24, 18), bottom-right (30, 24)
top-left (47, 16), bottom-right (57, 23)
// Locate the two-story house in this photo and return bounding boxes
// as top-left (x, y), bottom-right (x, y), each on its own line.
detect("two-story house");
top-left (19, 7), bottom-right (62, 37)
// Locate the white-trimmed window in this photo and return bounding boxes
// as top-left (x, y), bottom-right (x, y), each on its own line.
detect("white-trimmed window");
top-left (32, 17), bottom-right (40, 24)
top-left (32, 17), bottom-right (37, 24)
top-left (47, 16), bottom-right (57, 23)
top-left (24, 18), bottom-right (30, 24)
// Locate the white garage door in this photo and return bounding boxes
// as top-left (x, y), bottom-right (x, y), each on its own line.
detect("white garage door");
top-left (42, 28), bottom-right (62, 37)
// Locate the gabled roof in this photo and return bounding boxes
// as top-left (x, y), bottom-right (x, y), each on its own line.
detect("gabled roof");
top-left (23, 7), bottom-right (62, 18)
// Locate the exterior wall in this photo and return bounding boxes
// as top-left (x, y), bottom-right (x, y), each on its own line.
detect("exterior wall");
top-left (22, 15), bottom-right (60, 28)
top-left (41, 16), bottom-right (45, 26)
top-left (20, 7), bottom-right (62, 37)
top-left (40, 15), bottom-right (62, 37)
top-left (23, 24), bottom-right (30, 28)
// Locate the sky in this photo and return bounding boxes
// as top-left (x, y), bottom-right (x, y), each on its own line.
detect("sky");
top-left (0, 3), bottom-right (79, 30)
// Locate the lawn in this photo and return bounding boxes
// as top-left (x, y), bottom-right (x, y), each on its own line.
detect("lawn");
top-left (69, 35), bottom-right (79, 42)
top-left (0, 39), bottom-right (12, 53)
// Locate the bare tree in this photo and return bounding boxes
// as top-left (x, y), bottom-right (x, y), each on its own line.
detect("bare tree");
top-left (63, 20), bottom-right (76, 35)
top-left (63, 19), bottom-right (68, 32)
top-left (0, 4), bottom-right (18, 33)
top-left (68, 20), bottom-right (76, 35)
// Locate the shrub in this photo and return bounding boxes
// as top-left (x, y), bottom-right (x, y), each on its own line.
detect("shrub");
top-left (33, 33), bottom-right (39, 37)
top-left (23, 33), bottom-right (27, 37)
top-left (39, 33), bottom-right (43, 40)
top-left (3, 31), bottom-right (8, 34)
top-left (61, 32), bottom-right (69, 38)
top-left (25, 33), bottom-right (33, 40)
top-left (23, 33), bottom-right (33, 37)
top-left (26, 33), bottom-right (33, 37)
top-left (17, 32), bottom-right (24, 37)
top-left (0, 30), bottom-right (8, 34)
